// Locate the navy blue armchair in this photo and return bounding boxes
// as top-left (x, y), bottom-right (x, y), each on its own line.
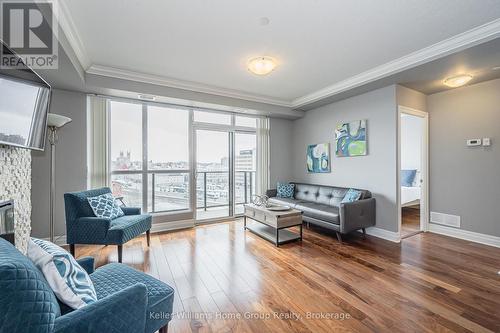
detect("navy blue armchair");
top-left (64, 187), bottom-right (152, 263)
top-left (0, 238), bottom-right (174, 333)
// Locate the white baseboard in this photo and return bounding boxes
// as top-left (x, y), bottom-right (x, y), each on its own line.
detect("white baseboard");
top-left (429, 223), bottom-right (500, 248)
top-left (150, 219), bottom-right (195, 233)
top-left (359, 227), bottom-right (401, 243)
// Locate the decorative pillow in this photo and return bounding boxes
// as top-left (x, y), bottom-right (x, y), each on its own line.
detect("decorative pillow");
top-left (277, 182), bottom-right (295, 198)
top-left (341, 188), bottom-right (362, 203)
top-left (87, 193), bottom-right (124, 219)
top-left (401, 169), bottom-right (417, 187)
top-left (27, 238), bottom-right (97, 309)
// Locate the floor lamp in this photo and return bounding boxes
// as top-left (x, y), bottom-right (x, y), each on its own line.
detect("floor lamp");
top-left (47, 113), bottom-right (72, 243)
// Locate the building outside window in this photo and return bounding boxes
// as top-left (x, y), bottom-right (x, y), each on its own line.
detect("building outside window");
top-left (108, 99), bottom-right (259, 219)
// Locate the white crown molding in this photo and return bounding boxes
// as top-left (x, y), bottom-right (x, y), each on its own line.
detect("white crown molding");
top-left (359, 227), bottom-right (401, 243)
top-left (429, 224), bottom-right (500, 248)
top-left (51, 0), bottom-right (91, 70)
top-left (87, 65), bottom-right (293, 107)
top-left (292, 18), bottom-right (500, 108)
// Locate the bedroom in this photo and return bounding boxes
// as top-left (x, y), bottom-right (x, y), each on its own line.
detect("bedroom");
top-left (400, 112), bottom-right (426, 239)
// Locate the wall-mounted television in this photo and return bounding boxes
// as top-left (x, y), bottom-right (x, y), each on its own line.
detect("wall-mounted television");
top-left (0, 41), bottom-right (51, 151)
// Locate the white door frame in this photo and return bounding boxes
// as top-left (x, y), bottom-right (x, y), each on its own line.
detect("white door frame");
top-left (397, 106), bottom-right (429, 237)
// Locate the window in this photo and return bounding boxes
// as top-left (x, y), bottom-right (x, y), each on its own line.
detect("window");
top-left (148, 106), bottom-right (189, 170)
top-left (109, 101), bottom-right (190, 213)
top-left (235, 115), bottom-right (257, 128)
top-left (110, 101), bottom-right (142, 171)
top-left (107, 98), bottom-right (263, 219)
top-left (193, 110), bottom-right (231, 125)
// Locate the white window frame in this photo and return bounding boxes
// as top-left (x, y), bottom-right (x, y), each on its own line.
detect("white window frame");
top-left (107, 97), bottom-right (260, 221)
top-left (108, 99), bottom-right (192, 216)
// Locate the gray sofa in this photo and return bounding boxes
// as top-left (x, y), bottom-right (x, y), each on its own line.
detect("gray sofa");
top-left (267, 183), bottom-right (376, 242)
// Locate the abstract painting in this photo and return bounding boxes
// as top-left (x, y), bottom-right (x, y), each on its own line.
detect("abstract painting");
top-left (306, 143), bottom-right (330, 173)
top-left (335, 120), bottom-right (367, 157)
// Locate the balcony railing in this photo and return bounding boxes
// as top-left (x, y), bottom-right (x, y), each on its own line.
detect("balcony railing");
top-left (196, 170), bottom-right (256, 211)
top-left (111, 170), bottom-right (256, 214)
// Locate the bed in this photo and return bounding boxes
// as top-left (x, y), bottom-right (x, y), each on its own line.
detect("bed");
top-left (401, 186), bottom-right (421, 207)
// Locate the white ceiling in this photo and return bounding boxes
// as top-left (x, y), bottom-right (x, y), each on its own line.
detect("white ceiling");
top-left (63, 0), bottom-right (500, 106)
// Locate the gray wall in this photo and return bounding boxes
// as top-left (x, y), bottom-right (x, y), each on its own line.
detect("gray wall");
top-left (291, 85), bottom-right (399, 232)
top-left (396, 85), bottom-right (427, 111)
top-left (428, 78), bottom-right (500, 237)
top-left (31, 89), bottom-right (87, 239)
top-left (269, 118), bottom-right (293, 186)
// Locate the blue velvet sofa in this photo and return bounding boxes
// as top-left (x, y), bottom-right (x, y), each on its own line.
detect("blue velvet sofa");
top-left (0, 238), bottom-right (174, 333)
top-left (64, 187), bottom-right (152, 263)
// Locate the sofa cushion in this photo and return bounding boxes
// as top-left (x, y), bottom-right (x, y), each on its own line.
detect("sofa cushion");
top-left (296, 202), bottom-right (340, 224)
top-left (106, 214), bottom-right (152, 244)
top-left (293, 183), bottom-right (371, 206)
top-left (268, 197), bottom-right (302, 208)
top-left (91, 263), bottom-right (174, 333)
top-left (27, 238), bottom-right (97, 309)
top-left (294, 184), bottom-right (321, 202)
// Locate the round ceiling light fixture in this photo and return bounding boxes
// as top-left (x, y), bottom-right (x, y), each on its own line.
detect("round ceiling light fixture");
top-left (259, 17), bottom-right (270, 26)
top-left (443, 74), bottom-right (473, 88)
top-left (247, 56), bottom-right (277, 76)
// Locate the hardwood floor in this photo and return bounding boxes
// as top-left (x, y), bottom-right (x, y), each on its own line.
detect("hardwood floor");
top-left (75, 219), bottom-right (500, 333)
top-left (401, 207), bottom-right (421, 239)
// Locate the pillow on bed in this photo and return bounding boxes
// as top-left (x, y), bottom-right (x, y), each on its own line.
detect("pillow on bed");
top-left (401, 169), bottom-right (417, 187)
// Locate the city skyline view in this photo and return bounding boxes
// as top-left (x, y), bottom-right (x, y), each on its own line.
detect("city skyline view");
top-left (109, 100), bottom-right (257, 218)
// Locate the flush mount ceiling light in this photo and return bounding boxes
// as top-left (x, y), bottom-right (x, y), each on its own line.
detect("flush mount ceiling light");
top-left (443, 74), bottom-right (473, 88)
top-left (247, 56), bottom-right (277, 75)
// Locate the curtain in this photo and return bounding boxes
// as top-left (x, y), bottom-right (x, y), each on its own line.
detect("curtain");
top-left (256, 117), bottom-right (270, 196)
top-left (87, 96), bottom-right (109, 189)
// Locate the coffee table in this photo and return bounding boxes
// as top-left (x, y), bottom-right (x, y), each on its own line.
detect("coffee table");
top-left (243, 204), bottom-right (303, 246)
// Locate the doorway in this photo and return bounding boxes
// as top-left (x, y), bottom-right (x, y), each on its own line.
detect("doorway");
top-left (195, 129), bottom-right (231, 220)
top-left (398, 106), bottom-right (429, 239)
top-left (194, 129), bottom-right (257, 222)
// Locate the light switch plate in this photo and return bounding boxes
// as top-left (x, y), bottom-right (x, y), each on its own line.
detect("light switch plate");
top-left (482, 138), bottom-right (491, 146)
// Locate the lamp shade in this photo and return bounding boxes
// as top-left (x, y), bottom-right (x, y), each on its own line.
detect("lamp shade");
top-left (47, 113), bottom-right (72, 128)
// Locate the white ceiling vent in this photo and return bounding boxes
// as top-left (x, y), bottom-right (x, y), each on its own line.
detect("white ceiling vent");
top-left (138, 94), bottom-right (156, 101)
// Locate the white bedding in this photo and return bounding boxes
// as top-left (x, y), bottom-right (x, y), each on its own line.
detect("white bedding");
top-left (401, 186), bottom-right (421, 206)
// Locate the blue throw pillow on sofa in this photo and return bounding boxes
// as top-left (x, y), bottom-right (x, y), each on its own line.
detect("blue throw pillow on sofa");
top-left (341, 188), bottom-right (362, 203)
top-left (277, 182), bottom-right (295, 198)
top-left (401, 169), bottom-right (417, 187)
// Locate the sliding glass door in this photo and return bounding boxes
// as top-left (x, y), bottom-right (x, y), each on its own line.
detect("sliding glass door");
top-left (195, 129), bottom-right (231, 220)
top-left (234, 132), bottom-right (256, 215)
